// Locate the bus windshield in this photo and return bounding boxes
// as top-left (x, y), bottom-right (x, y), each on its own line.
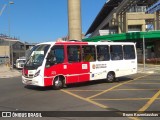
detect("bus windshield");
top-left (25, 44), bottom-right (50, 69)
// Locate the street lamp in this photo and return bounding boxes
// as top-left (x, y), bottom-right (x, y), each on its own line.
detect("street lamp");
top-left (0, 4), bottom-right (7, 16)
top-left (0, 1), bottom-right (14, 68)
top-left (8, 1), bottom-right (14, 69)
top-left (8, 1), bottom-right (14, 36)
top-left (0, 4), bottom-right (7, 65)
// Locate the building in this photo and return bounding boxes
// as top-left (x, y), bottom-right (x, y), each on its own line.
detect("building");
top-left (0, 34), bottom-right (21, 65)
top-left (84, 0), bottom-right (160, 63)
top-left (86, 0), bottom-right (159, 36)
top-left (0, 34), bottom-right (36, 66)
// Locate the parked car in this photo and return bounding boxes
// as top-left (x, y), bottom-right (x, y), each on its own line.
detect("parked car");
top-left (16, 58), bottom-right (26, 69)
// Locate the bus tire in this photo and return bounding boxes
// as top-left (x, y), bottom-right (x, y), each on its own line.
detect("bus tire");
top-left (106, 72), bottom-right (115, 83)
top-left (53, 76), bottom-right (64, 90)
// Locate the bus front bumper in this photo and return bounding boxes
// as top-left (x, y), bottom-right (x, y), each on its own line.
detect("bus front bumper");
top-left (22, 76), bottom-right (44, 87)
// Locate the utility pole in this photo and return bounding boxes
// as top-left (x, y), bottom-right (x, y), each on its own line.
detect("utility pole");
top-left (68, 0), bottom-right (82, 41)
top-left (143, 35), bottom-right (145, 71)
top-left (8, 1), bottom-right (14, 69)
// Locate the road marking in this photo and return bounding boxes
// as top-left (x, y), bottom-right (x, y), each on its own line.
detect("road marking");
top-left (144, 79), bottom-right (160, 80)
top-left (126, 83), bottom-right (160, 84)
top-left (112, 89), bottom-right (160, 91)
top-left (138, 90), bottom-right (160, 111)
top-left (87, 74), bottom-right (151, 99)
top-left (66, 90), bottom-right (104, 92)
top-left (61, 89), bottom-right (140, 120)
top-left (92, 98), bottom-right (151, 101)
top-left (62, 89), bottom-right (159, 92)
top-left (61, 89), bottom-right (108, 109)
top-left (61, 74), bottom-right (152, 120)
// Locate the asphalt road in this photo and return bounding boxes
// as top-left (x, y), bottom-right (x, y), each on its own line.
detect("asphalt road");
top-left (0, 73), bottom-right (160, 120)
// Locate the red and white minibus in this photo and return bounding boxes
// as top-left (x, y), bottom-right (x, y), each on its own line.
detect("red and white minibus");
top-left (22, 41), bottom-right (137, 89)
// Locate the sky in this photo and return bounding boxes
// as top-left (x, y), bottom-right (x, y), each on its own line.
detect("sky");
top-left (0, 0), bottom-right (107, 43)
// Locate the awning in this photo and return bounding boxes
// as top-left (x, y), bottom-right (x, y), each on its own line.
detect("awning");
top-left (83, 31), bottom-right (160, 42)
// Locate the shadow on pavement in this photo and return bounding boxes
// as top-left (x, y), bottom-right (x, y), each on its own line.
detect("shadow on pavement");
top-left (24, 77), bottom-right (133, 91)
top-left (24, 85), bottom-right (53, 91)
top-left (66, 77), bottom-right (132, 88)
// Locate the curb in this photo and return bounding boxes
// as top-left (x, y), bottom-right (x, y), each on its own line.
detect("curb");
top-left (138, 71), bottom-right (154, 74)
top-left (0, 70), bottom-right (21, 79)
top-left (0, 75), bottom-right (21, 78)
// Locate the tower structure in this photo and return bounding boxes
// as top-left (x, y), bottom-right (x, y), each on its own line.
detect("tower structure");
top-left (68, 0), bottom-right (82, 41)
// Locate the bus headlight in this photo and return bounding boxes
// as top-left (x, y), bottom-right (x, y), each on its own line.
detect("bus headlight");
top-left (34, 70), bottom-right (40, 77)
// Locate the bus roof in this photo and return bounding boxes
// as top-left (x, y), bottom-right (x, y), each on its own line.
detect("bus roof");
top-left (36, 41), bottom-right (135, 46)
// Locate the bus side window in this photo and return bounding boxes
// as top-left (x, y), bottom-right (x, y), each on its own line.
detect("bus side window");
top-left (110, 45), bottom-right (123, 60)
top-left (97, 45), bottom-right (110, 61)
top-left (46, 45), bottom-right (64, 66)
top-left (123, 45), bottom-right (135, 60)
top-left (67, 46), bottom-right (81, 62)
top-left (82, 45), bottom-right (96, 62)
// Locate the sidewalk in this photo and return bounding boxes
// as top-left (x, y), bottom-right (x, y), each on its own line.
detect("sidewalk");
top-left (138, 64), bottom-right (160, 74)
top-left (0, 64), bottom-right (21, 78)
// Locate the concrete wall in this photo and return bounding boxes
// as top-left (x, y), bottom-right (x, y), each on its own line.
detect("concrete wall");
top-left (0, 46), bottom-right (10, 57)
top-left (127, 12), bottom-right (155, 32)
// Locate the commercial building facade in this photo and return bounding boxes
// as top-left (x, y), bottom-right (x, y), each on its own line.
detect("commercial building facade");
top-left (86, 0), bottom-right (159, 36)
top-left (84, 0), bottom-right (160, 63)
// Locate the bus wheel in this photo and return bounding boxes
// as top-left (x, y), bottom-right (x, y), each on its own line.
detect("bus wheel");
top-left (106, 72), bottom-right (115, 83)
top-left (53, 76), bottom-right (64, 90)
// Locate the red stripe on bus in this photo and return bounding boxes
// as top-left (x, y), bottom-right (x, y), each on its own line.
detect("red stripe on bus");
top-left (55, 42), bottom-right (88, 45)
